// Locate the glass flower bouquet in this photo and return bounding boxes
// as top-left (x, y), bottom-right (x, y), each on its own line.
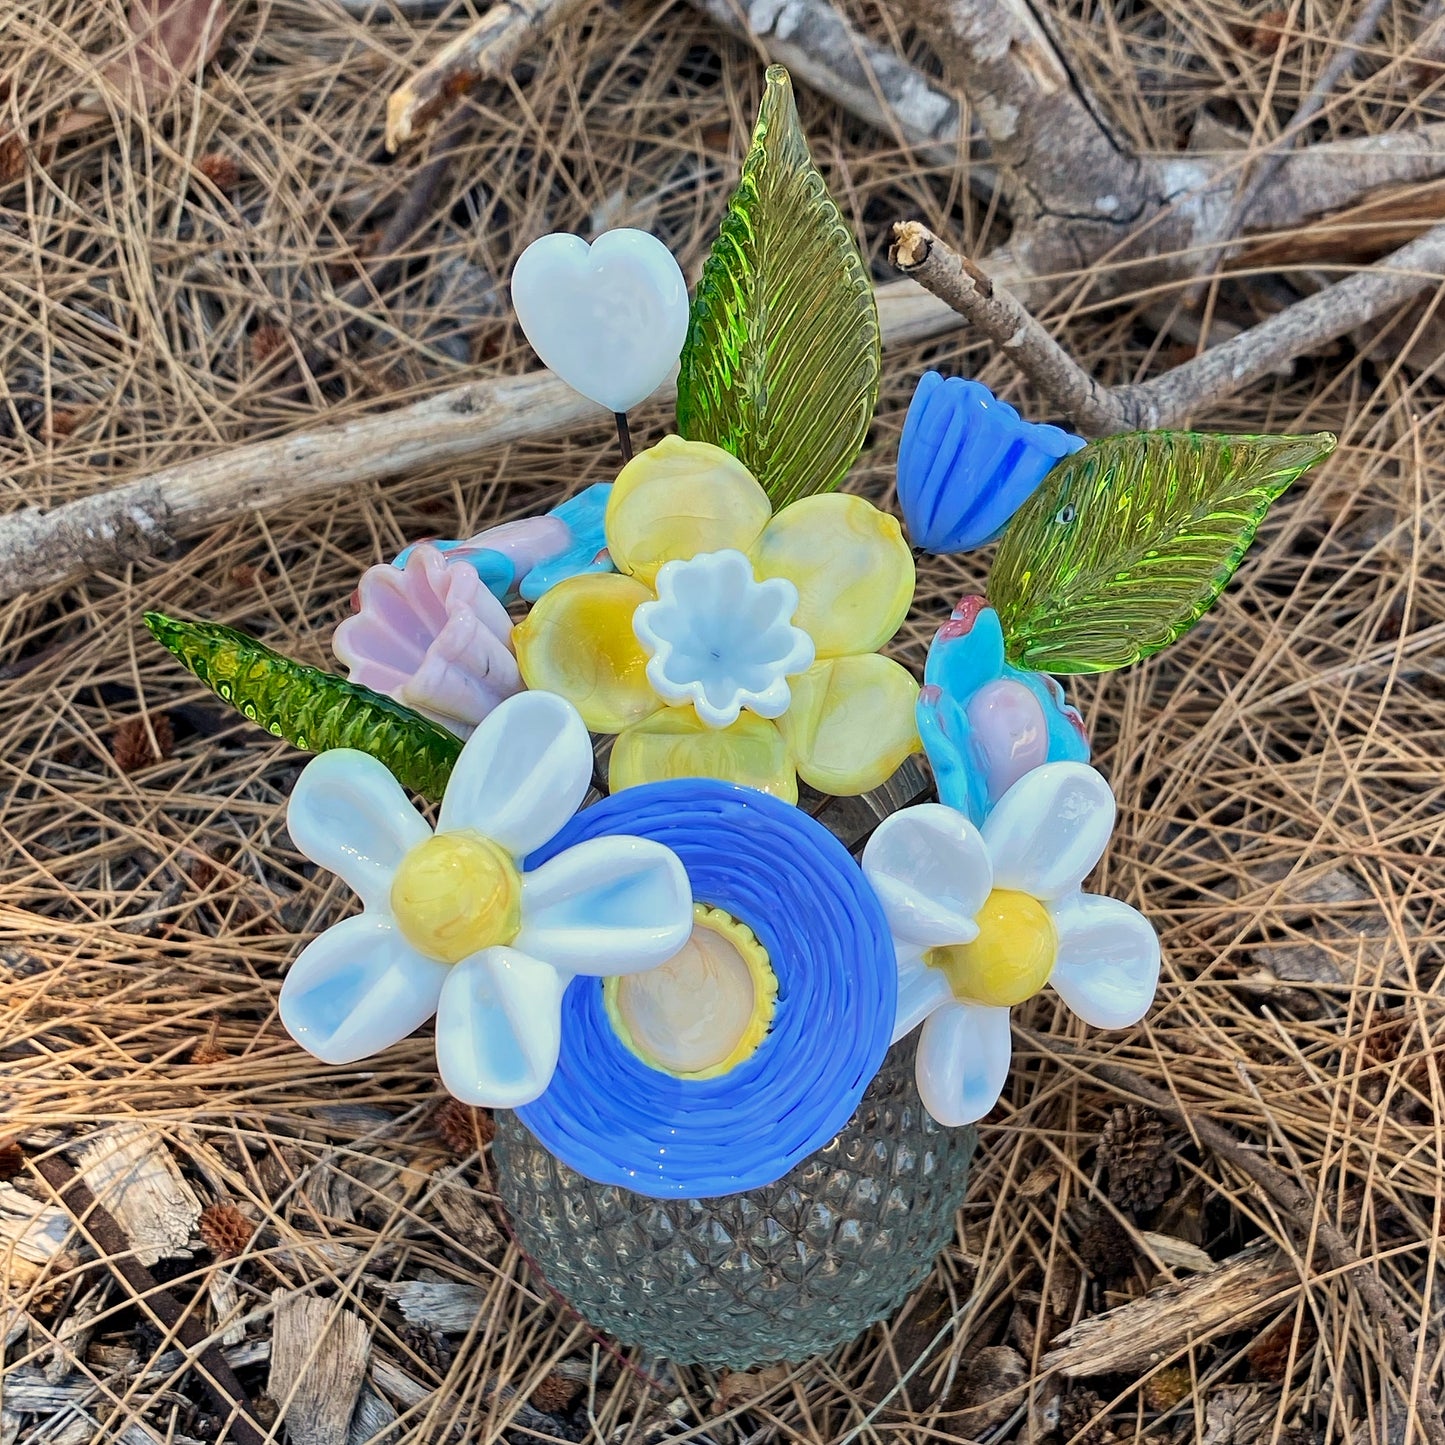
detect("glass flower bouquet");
top-left (145, 68), bottom-right (1335, 1367)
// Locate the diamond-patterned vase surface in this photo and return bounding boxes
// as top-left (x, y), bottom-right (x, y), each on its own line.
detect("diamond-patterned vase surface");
top-left (494, 1038), bottom-right (977, 1367)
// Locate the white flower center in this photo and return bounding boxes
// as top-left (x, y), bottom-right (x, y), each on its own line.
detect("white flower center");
top-left (632, 549), bottom-right (815, 729)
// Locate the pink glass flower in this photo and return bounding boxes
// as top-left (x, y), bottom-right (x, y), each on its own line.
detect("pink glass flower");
top-left (334, 544), bottom-right (522, 738)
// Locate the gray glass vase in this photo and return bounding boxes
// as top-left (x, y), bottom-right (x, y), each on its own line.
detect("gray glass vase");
top-left (492, 758), bottom-right (976, 1368)
top-left (493, 1033), bottom-right (976, 1368)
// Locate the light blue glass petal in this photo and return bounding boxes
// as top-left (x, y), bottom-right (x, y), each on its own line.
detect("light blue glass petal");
top-left (917, 598), bottom-right (1089, 824)
top-left (393, 539), bottom-right (516, 601)
top-left (896, 372), bottom-right (1085, 554)
top-left (519, 482), bottom-right (615, 602)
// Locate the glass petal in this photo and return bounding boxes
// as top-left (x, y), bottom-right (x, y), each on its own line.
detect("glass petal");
top-left (605, 435), bottom-right (772, 588)
top-left (892, 953), bottom-right (954, 1042)
top-left (982, 762), bottom-right (1117, 901)
top-left (608, 707), bottom-right (797, 803)
top-left (1049, 892), bottom-right (1161, 1028)
top-left (862, 803), bottom-right (992, 950)
top-left (436, 691), bottom-right (594, 858)
top-left (287, 749), bottom-right (430, 910)
top-left (518, 836), bottom-right (693, 976)
top-left (778, 653), bottom-right (919, 796)
top-left (513, 572), bottom-right (661, 733)
top-left (279, 914), bottom-right (446, 1065)
top-left (916, 1000), bottom-right (1013, 1126)
top-left (435, 947), bottom-right (567, 1108)
top-left (751, 493), bottom-right (914, 657)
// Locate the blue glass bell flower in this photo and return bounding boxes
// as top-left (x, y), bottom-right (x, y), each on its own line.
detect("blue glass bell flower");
top-left (917, 595), bottom-right (1090, 825)
top-left (897, 373), bottom-right (1085, 553)
top-left (391, 482), bottom-right (615, 603)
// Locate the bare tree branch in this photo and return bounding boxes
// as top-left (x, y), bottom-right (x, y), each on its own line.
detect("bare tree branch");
top-left (684, 0), bottom-right (963, 160)
top-left (894, 219), bottom-right (1445, 432)
top-left (1113, 220), bottom-right (1445, 427)
top-left (889, 221), bottom-right (1120, 433)
top-left (1243, 122), bottom-right (1445, 232)
top-left (0, 282), bottom-right (963, 601)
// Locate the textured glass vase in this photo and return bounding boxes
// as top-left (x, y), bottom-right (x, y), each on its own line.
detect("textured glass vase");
top-left (493, 1035), bottom-right (977, 1368)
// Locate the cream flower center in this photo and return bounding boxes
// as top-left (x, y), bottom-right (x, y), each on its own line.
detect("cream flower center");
top-left (632, 549), bottom-right (815, 729)
top-left (390, 830), bottom-right (521, 964)
top-left (605, 905), bottom-right (777, 1077)
top-left (926, 888), bottom-right (1057, 1007)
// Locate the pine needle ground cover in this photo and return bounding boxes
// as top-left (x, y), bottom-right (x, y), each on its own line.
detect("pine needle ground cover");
top-left (0, 2), bottom-right (1441, 1442)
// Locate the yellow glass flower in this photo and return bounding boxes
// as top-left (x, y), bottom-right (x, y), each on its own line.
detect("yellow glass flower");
top-left (514, 436), bottom-right (921, 800)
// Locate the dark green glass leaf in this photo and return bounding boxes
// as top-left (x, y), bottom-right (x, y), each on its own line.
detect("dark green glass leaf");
top-left (145, 612), bottom-right (460, 800)
top-left (990, 430), bottom-right (1337, 673)
top-left (675, 65), bottom-right (881, 508)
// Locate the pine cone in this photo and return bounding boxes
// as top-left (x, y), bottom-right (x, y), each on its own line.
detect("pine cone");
top-left (1247, 1311), bottom-right (1317, 1381)
top-left (1143, 1365), bottom-right (1193, 1411)
top-left (433, 1097), bottom-right (495, 1156)
top-left (1057, 1388), bottom-right (1111, 1445)
top-left (1098, 1104), bottom-right (1173, 1213)
top-left (530, 1371), bottom-right (583, 1415)
top-left (198, 1201), bottom-right (255, 1258)
top-left (399, 1322), bottom-right (452, 1375)
top-left (1076, 1210), bottom-right (1134, 1282)
top-left (195, 152), bottom-right (241, 192)
top-left (112, 713), bottom-right (175, 773)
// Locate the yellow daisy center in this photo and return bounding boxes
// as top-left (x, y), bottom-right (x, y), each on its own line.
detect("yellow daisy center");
top-left (606, 904), bottom-right (777, 1078)
top-left (390, 830), bottom-right (521, 964)
top-left (926, 889), bottom-right (1057, 1007)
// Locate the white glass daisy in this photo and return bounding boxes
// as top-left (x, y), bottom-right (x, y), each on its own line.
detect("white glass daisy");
top-left (279, 690), bottom-right (694, 1107)
top-left (861, 762), bottom-right (1160, 1126)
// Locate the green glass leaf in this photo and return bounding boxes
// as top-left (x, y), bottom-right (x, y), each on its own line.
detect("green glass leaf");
top-left (676, 65), bottom-right (881, 509)
top-left (989, 430), bottom-right (1337, 673)
top-left (145, 612), bottom-right (461, 801)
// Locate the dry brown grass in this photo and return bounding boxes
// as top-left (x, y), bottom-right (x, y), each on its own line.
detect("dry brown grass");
top-left (0, 0), bottom-right (1442, 1442)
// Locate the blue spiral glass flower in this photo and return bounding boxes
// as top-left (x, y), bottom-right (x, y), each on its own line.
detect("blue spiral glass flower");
top-left (918, 596), bottom-right (1090, 825)
top-left (897, 372), bottom-right (1084, 553)
top-left (518, 779), bottom-right (897, 1199)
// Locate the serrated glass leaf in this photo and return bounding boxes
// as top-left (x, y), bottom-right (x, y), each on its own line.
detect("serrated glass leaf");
top-left (675, 65), bottom-right (881, 509)
top-left (145, 612), bottom-right (461, 800)
top-left (989, 430), bottom-right (1337, 674)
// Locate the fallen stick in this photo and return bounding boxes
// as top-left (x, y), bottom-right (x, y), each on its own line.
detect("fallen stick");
top-left (385, 0), bottom-right (597, 151)
top-left (0, 280), bottom-right (962, 602)
top-left (893, 219), bottom-right (1445, 432)
top-left (683, 0), bottom-right (963, 162)
top-left (1040, 1242), bottom-right (1298, 1377)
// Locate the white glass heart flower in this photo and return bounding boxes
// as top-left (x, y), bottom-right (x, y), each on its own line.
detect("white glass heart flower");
top-left (862, 763), bottom-right (1160, 1127)
top-left (280, 691), bottom-right (694, 1107)
top-left (511, 229), bottom-right (690, 414)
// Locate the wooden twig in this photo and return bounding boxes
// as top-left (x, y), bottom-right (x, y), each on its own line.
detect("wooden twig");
top-left (1040, 1243), bottom-right (1299, 1377)
top-left (1013, 1026), bottom-right (1445, 1445)
top-left (888, 221), bottom-right (1120, 434)
top-left (892, 219), bottom-right (1445, 432)
top-left (898, 0), bottom-right (1445, 301)
top-left (31, 1155), bottom-right (267, 1445)
top-left (1110, 220), bottom-right (1445, 427)
top-left (385, 0), bottom-right (595, 151)
top-left (267, 1291), bottom-right (371, 1445)
top-left (0, 281), bottom-right (963, 601)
